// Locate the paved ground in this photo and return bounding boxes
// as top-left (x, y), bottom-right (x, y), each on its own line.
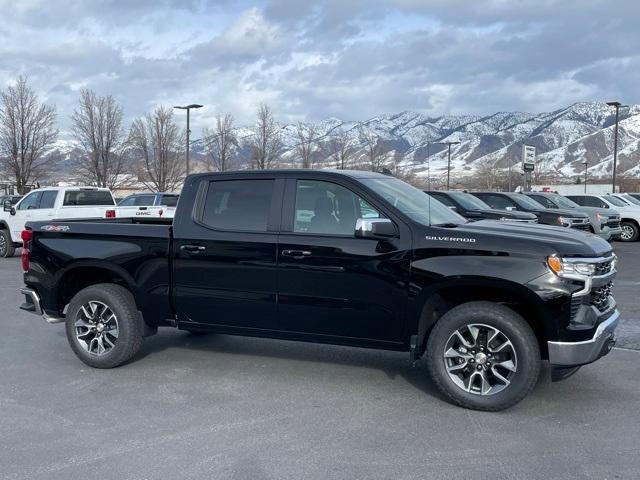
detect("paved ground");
top-left (1, 243), bottom-right (639, 480)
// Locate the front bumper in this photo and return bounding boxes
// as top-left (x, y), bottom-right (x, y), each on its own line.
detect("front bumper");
top-left (548, 309), bottom-right (619, 367)
top-left (19, 288), bottom-right (64, 324)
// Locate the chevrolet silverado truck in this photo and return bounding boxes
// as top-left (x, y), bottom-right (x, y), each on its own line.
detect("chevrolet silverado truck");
top-left (18, 170), bottom-right (619, 411)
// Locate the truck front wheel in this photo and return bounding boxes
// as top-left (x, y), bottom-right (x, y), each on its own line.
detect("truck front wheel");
top-left (619, 221), bottom-right (639, 242)
top-left (0, 230), bottom-right (15, 258)
top-left (425, 301), bottom-right (540, 411)
top-left (65, 284), bottom-right (143, 368)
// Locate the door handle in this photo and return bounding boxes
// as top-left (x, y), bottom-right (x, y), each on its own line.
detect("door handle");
top-left (180, 245), bottom-right (206, 253)
top-left (281, 249), bottom-right (312, 259)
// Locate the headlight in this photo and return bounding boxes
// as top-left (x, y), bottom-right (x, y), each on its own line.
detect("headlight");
top-left (547, 256), bottom-right (596, 277)
top-left (596, 213), bottom-right (606, 225)
top-left (557, 216), bottom-right (568, 226)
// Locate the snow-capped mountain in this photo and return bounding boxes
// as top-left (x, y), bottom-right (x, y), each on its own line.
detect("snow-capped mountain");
top-left (42, 101), bottom-right (640, 183)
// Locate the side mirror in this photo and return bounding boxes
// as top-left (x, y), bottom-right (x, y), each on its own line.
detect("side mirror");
top-left (505, 206), bottom-right (515, 211)
top-left (355, 218), bottom-right (397, 239)
top-left (2, 200), bottom-right (11, 212)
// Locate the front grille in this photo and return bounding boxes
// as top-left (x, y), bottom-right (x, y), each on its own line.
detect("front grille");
top-left (591, 281), bottom-right (614, 312)
top-left (607, 217), bottom-right (621, 228)
top-left (571, 223), bottom-right (591, 231)
top-left (569, 295), bottom-right (583, 322)
top-left (594, 259), bottom-right (614, 276)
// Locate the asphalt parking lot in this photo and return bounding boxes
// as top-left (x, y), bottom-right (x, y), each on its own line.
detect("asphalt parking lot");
top-left (1, 243), bottom-right (639, 480)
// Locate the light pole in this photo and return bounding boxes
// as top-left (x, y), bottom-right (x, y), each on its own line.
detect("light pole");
top-left (173, 104), bottom-right (203, 176)
top-left (606, 101), bottom-right (627, 193)
top-left (582, 160), bottom-right (588, 193)
top-left (436, 141), bottom-right (460, 190)
top-left (426, 142), bottom-right (431, 190)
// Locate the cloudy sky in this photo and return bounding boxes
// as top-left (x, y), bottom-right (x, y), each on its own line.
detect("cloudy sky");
top-left (1, 0), bottom-right (638, 134)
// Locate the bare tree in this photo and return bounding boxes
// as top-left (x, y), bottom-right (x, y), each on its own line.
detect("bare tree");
top-left (474, 157), bottom-right (505, 190)
top-left (204, 113), bottom-right (237, 172)
top-left (329, 127), bottom-right (352, 169)
top-left (295, 122), bottom-right (317, 168)
top-left (71, 89), bottom-right (127, 188)
top-left (0, 76), bottom-right (58, 193)
top-left (129, 106), bottom-right (185, 192)
top-left (248, 104), bottom-right (282, 170)
top-left (359, 125), bottom-right (386, 171)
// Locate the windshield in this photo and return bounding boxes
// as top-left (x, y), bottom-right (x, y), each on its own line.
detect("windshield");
top-left (511, 194), bottom-right (545, 209)
top-left (361, 177), bottom-right (466, 225)
top-left (605, 195), bottom-right (628, 207)
top-left (549, 194), bottom-right (580, 209)
top-left (618, 195), bottom-right (640, 206)
top-left (450, 192), bottom-right (490, 210)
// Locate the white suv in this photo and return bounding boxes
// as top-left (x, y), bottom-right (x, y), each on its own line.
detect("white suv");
top-left (567, 193), bottom-right (640, 242)
top-left (0, 187), bottom-right (115, 257)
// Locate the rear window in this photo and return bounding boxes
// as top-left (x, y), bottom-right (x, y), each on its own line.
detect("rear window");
top-left (160, 195), bottom-right (179, 207)
top-left (63, 190), bottom-right (115, 206)
top-left (201, 180), bottom-right (274, 232)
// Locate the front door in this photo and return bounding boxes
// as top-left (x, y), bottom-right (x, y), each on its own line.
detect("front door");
top-left (277, 177), bottom-right (410, 345)
top-left (9, 191), bottom-right (41, 240)
top-left (173, 176), bottom-right (283, 332)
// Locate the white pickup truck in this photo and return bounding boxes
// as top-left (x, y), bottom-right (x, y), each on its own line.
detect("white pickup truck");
top-left (114, 192), bottom-right (178, 220)
top-left (567, 193), bottom-right (640, 242)
top-left (0, 187), bottom-right (116, 258)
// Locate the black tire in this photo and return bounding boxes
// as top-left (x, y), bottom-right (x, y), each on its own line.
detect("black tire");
top-left (425, 301), bottom-right (540, 411)
top-left (619, 221), bottom-right (639, 242)
top-left (0, 230), bottom-right (15, 258)
top-left (65, 284), bottom-right (143, 368)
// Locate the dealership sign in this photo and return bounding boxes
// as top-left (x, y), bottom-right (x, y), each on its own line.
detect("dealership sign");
top-left (522, 145), bottom-right (536, 171)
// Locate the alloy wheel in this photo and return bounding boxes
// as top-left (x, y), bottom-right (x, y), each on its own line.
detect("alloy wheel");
top-left (621, 224), bottom-right (635, 241)
top-left (443, 323), bottom-right (518, 396)
top-left (74, 301), bottom-right (119, 356)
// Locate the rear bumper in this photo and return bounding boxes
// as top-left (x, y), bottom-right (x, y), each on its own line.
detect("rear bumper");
top-left (548, 310), bottom-right (619, 367)
top-left (19, 288), bottom-right (64, 324)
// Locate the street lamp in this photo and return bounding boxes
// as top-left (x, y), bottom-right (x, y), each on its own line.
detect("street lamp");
top-left (582, 160), bottom-right (589, 193)
top-left (173, 104), bottom-right (204, 176)
top-left (436, 141), bottom-right (461, 190)
top-left (606, 101), bottom-right (627, 193)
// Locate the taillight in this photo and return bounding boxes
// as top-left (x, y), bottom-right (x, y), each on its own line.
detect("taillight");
top-left (105, 209), bottom-right (116, 218)
top-left (21, 229), bottom-right (32, 272)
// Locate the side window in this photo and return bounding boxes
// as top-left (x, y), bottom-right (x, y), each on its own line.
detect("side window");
top-left (18, 192), bottom-right (41, 210)
top-left (119, 196), bottom-right (136, 206)
top-left (293, 180), bottom-right (381, 235)
top-left (160, 195), bottom-right (179, 207)
top-left (39, 191), bottom-right (58, 209)
top-left (583, 196), bottom-right (606, 208)
top-left (201, 179), bottom-right (274, 232)
top-left (431, 193), bottom-right (455, 208)
top-left (566, 196), bottom-right (584, 205)
top-left (479, 194), bottom-right (516, 210)
top-left (530, 195), bottom-right (556, 209)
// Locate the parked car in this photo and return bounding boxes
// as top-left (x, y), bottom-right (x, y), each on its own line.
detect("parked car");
top-left (426, 190), bottom-right (538, 223)
top-left (0, 187), bottom-right (115, 258)
top-left (115, 192), bottom-right (179, 219)
top-left (566, 194), bottom-right (640, 242)
top-left (470, 192), bottom-right (592, 231)
top-left (524, 192), bottom-right (622, 241)
top-left (19, 171), bottom-right (619, 411)
top-left (608, 193), bottom-right (640, 207)
top-left (624, 193), bottom-right (640, 203)
top-left (0, 195), bottom-right (22, 206)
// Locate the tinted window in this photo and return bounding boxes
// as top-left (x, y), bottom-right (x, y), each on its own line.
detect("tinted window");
top-left (294, 180), bottom-right (381, 235)
top-left (39, 191), bottom-right (58, 209)
top-left (63, 190), bottom-right (115, 206)
top-left (133, 195), bottom-right (156, 206)
top-left (475, 194), bottom-right (517, 210)
top-left (604, 195), bottom-right (627, 207)
top-left (431, 192), bottom-right (456, 208)
top-left (528, 194), bottom-right (557, 209)
top-left (118, 196), bottom-right (136, 206)
top-left (18, 192), bottom-right (41, 210)
top-left (160, 195), bottom-right (179, 207)
top-left (202, 179), bottom-right (274, 232)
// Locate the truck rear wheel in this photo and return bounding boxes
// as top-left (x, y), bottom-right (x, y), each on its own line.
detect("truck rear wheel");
top-left (0, 230), bottom-right (15, 258)
top-left (425, 301), bottom-right (540, 411)
top-left (65, 284), bottom-right (143, 368)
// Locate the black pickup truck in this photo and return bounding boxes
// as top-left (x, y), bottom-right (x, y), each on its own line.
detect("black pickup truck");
top-left (19, 170), bottom-right (619, 411)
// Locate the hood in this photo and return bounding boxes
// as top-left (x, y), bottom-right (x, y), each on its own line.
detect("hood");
top-left (469, 208), bottom-right (537, 220)
top-left (422, 220), bottom-right (611, 258)
top-left (528, 207), bottom-right (589, 218)
top-left (570, 206), bottom-right (617, 216)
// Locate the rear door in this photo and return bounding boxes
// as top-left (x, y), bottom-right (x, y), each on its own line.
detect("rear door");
top-left (276, 176), bottom-right (410, 345)
top-left (173, 175), bottom-right (283, 331)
